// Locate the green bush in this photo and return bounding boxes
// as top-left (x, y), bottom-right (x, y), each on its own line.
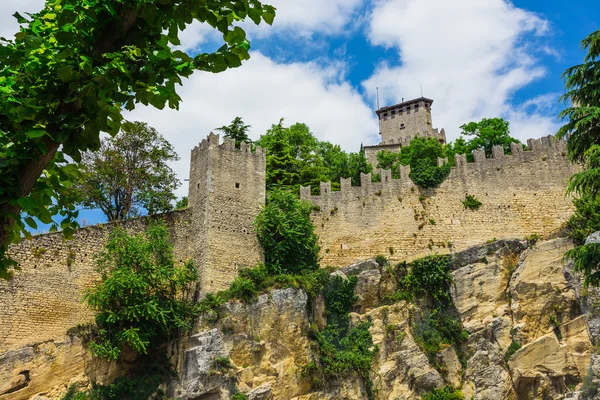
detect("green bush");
top-left (567, 242), bottom-right (600, 287)
top-left (422, 386), bottom-right (464, 400)
top-left (61, 359), bottom-right (172, 400)
top-left (581, 365), bottom-right (599, 399)
top-left (84, 222), bottom-right (199, 361)
top-left (303, 276), bottom-right (378, 398)
top-left (412, 311), bottom-right (469, 367)
top-left (255, 188), bottom-right (320, 275)
top-left (399, 255), bottom-right (454, 308)
top-left (196, 265), bottom-right (331, 319)
top-left (504, 340), bottom-right (522, 362)
top-left (211, 356), bottom-right (233, 372)
top-left (231, 393), bottom-right (248, 400)
top-left (568, 196), bottom-right (600, 245)
top-left (462, 194), bottom-right (482, 210)
top-left (375, 254), bottom-right (388, 266)
top-left (409, 159), bottom-right (451, 188)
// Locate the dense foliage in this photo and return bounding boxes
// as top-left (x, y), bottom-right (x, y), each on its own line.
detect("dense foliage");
top-left (0, 0), bottom-right (275, 278)
top-left (386, 255), bottom-right (469, 369)
top-left (256, 120), bottom-right (372, 191)
top-left (76, 122), bottom-right (179, 220)
top-left (85, 222), bottom-right (199, 360)
top-left (255, 188), bottom-right (320, 275)
top-left (459, 117), bottom-right (521, 158)
top-left (558, 29), bottom-right (600, 287)
top-left (216, 116), bottom-right (252, 148)
top-left (557, 29), bottom-right (600, 162)
top-left (422, 386), bottom-right (464, 400)
top-left (376, 137), bottom-right (451, 188)
top-left (568, 196), bottom-right (600, 245)
top-left (61, 358), bottom-right (172, 400)
top-left (303, 276), bottom-right (378, 398)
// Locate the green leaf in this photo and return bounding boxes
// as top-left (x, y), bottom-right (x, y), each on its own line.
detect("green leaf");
top-left (56, 65), bottom-right (74, 82)
top-left (24, 217), bottom-right (38, 229)
top-left (26, 129), bottom-right (46, 139)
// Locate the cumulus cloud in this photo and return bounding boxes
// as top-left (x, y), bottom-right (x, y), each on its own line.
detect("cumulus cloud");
top-left (126, 52), bottom-right (377, 198)
top-left (252, 0), bottom-right (364, 37)
top-left (363, 0), bottom-right (556, 142)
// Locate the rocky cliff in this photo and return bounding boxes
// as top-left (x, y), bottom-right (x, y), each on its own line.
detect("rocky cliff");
top-left (2, 238), bottom-right (599, 400)
top-left (170, 238), bottom-right (598, 400)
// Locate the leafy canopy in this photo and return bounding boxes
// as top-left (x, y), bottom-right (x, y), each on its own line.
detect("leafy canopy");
top-left (76, 121), bottom-right (179, 220)
top-left (256, 120), bottom-right (372, 191)
top-left (376, 137), bottom-right (450, 188)
top-left (85, 221), bottom-right (199, 360)
top-left (558, 29), bottom-right (600, 287)
top-left (557, 29), bottom-right (600, 162)
top-left (0, 0), bottom-right (275, 279)
top-left (255, 187), bottom-right (320, 275)
top-left (459, 117), bottom-right (520, 158)
top-left (215, 116), bottom-right (252, 148)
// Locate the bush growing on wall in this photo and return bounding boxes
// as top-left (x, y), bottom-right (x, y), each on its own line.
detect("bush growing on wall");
top-left (255, 188), bottom-right (320, 274)
top-left (84, 222), bottom-right (199, 361)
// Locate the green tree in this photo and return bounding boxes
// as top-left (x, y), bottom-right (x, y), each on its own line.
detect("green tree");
top-left (254, 188), bottom-right (320, 275)
top-left (175, 196), bottom-right (189, 210)
top-left (557, 30), bottom-right (600, 287)
top-left (444, 136), bottom-right (473, 164)
top-left (76, 122), bottom-right (179, 220)
top-left (460, 117), bottom-right (520, 157)
top-left (261, 121), bottom-right (300, 188)
top-left (380, 137), bottom-right (450, 188)
top-left (0, 0), bottom-right (275, 278)
top-left (347, 146), bottom-right (373, 186)
top-left (376, 150), bottom-right (401, 178)
top-left (85, 222), bottom-right (199, 361)
top-left (557, 29), bottom-right (600, 162)
top-left (215, 117), bottom-right (252, 148)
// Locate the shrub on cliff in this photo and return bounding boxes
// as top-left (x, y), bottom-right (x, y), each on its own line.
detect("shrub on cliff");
top-left (85, 222), bottom-right (199, 361)
top-left (255, 188), bottom-right (320, 274)
top-left (377, 138), bottom-right (451, 188)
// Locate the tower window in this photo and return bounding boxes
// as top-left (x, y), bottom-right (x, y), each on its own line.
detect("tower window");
top-left (400, 124), bottom-right (405, 130)
top-left (197, 183), bottom-right (200, 188)
top-left (235, 183), bottom-right (240, 189)
top-left (391, 110), bottom-right (396, 115)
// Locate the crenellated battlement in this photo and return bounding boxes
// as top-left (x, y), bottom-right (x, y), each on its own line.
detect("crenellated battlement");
top-left (191, 132), bottom-right (265, 160)
top-left (302, 135), bottom-right (568, 204)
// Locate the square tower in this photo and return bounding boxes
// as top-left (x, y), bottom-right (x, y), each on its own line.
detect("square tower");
top-left (376, 97), bottom-right (441, 145)
top-left (188, 133), bottom-right (266, 293)
top-left (365, 97), bottom-right (447, 167)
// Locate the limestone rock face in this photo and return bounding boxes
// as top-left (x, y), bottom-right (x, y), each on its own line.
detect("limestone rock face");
top-left (172, 288), bottom-right (313, 400)
top-left (3, 238), bottom-right (599, 400)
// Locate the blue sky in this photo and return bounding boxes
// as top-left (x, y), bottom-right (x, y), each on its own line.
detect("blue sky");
top-left (0, 0), bottom-right (598, 229)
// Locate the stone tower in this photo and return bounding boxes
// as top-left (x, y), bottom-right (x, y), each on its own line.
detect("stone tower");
top-left (364, 97), bottom-right (447, 167)
top-left (188, 133), bottom-right (266, 293)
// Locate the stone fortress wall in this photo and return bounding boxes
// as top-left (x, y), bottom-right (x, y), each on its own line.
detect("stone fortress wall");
top-left (302, 135), bottom-right (580, 267)
top-left (0, 128), bottom-right (583, 399)
top-left (0, 134), bottom-right (266, 399)
top-left (188, 133), bottom-right (266, 293)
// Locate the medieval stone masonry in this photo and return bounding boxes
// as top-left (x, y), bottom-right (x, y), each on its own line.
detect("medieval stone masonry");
top-left (0, 119), bottom-right (582, 399)
top-left (302, 135), bottom-right (578, 267)
top-left (364, 97), bottom-right (447, 166)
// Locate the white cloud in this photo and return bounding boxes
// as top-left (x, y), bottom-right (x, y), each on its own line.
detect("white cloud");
top-left (176, 0), bottom-right (366, 52)
top-left (126, 52), bottom-right (377, 198)
top-left (252, 0), bottom-right (364, 37)
top-left (0, 0), bottom-right (45, 39)
top-left (363, 0), bottom-right (556, 143)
